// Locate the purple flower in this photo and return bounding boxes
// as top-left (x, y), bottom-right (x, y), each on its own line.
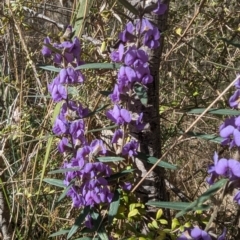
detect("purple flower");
top-left (41, 37), bottom-right (52, 57)
top-left (48, 77), bottom-right (67, 102)
top-left (110, 84), bottom-right (120, 103)
top-left (85, 215), bottom-right (93, 229)
top-left (136, 113), bottom-right (146, 131)
top-left (58, 137), bottom-right (71, 153)
top-left (111, 129), bottom-right (123, 144)
top-left (220, 116), bottom-right (240, 147)
top-left (215, 158), bottom-right (240, 179)
top-left (152, 1), bottom-right (167, 15)
top-left (106, 105), bottom-right (131, 125)
top-left (90, 139), bottom-right (107, 156)
top-left (136, 18), bottom-right (154, 34)
top-left (124, 46), bottom-right (148, 66)
top-left (143, 27), bottom-right (160, 49)
top-left (207, 152), bottom-right (219, 185)
top-left (121, 182), bottom-right (132, 191)
top-left (110, 43), bottom-right (124, 62)
top-left (122, 140), bottom-right (138, 157)
top-left (177, 227), bottom-right (211, 240)
top-left (234, 191), bottom-right (240, 204)
top-left (234, 74), bottom-right (240, 89)
top-left (69, 119), bottom-right (85, 140)
top-left (53, 117), bottom-right (68, 135)
top-left (117, 66), bottom-right (137, 91)
top-left (229, 89), bottom-right (240, 108)
top-left (217, 227), bottom-right (227, 240)
top-left (119, 22), bottom-right (136, 42)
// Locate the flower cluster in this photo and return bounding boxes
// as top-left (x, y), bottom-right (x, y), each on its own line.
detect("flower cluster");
top-left (107, 12), bottom-right (167, 157)
top-left (206, 74), bottom-right (240, 208)
top-left (219, 75), bottom-right (240, 147)
top-left (41, 27), bottom-right (114, 214)
top-left (177, 227), bottom-right (226, 240)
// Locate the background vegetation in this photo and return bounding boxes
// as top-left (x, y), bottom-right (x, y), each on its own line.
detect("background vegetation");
top-left (0, 0), bottom-right (240, 239)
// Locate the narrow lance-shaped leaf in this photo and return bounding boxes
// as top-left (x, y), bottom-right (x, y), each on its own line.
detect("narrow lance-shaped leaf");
top-left (75, 63), bottom-right (121, 71)
top-left (187, 108), bottom-right (240, 116)
top-left (67, 206), bottom-right (91, 239)
top-left (49, 229), bottom-right (70, 238)
top-left (43, 178), bottom-right (65, 188)
top-left (108, 189), bottom-right (121, 224)
top-left (175, 178), bottom-right (228, 218)
top-left (118, 0), bottom-right (139, 15)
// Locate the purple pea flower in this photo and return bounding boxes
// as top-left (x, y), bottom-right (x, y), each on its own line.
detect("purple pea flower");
top-left (119, 22), bottom-right (136, 42)
top-left (136, 113), bottom-right (146, 131)
top-left (110, 84), bottom-right (120, 103)
top-left (52, 117), bottom-right (68, 135)
top-left (41, 36), bottom-right (52, 57)
top-left (48, 77), bottom-right (67, 102)
top-left (229, 89), bottom-right (240, 109)
top-left (220, 116), bottom-right (240, 147)
top-left (207, 152), bottom-right (219, 185)
top-left (110, 43), bottom-right (124, 62)
top-left (124, 46), bottom-right (148, 66)
top-left (122, 140), bottom-right (138, 157)
top-left (69, 119), bottom-right (85, 140)
top-left (215, 158), bottom-right (240, 179)
top-left (177, 227), bottom-right (211, 240)
top-left (111, 129), bottom-right (123, 144)
top-left (136, 18), bottom-right (154, 34)
top-left (117, 66), bottom-right (137, 91)
top-left (234, 191), bottom-right (240, 204)
top-left (58, 137), bottom-right (71, 153)
top-left (143, 27), bottom-right (160, 49)
top-left (106, 105), bottom-right (131, 125)
top-left (152, 1), bottom-right (167, 15)
top-left (234, 74), bottom-right (240, 89)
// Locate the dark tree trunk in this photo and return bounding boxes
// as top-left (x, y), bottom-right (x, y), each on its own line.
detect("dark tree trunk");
top-left (127, 0), bottom-right (170, 210)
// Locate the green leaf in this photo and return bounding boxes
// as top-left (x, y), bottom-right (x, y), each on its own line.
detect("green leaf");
top-left (106, 169), bottom-right (135, 182)
top-left (99, 91), bottom-right (112, 96)
top-left (204, 60), bottom-right (240, 71)
top-left (49, 229), bottom-right (70, 237)
top-left (187, 108), bottom-right (240, 116)
top-left (134, 84), bottom-right (148, 106)
top-left (175, 178), bottom-right (228, 218)
top-left (147, 201), bottom-right (210, 212)
top-left (58, 182), bottom-right (73, 202)
top-left (37, 65), bottom-right (61, 72)
top-left (43, 178), bottom-right (65, 188)
top-left (67, 206), bottom-right (91, 239)
top-left (48, 167), bottom-right (81, 175)
top-left (136, 152), bottom-right (177, 170)
top-left (87, 125), bottom-right (117, 133)
top-left (75, 63), bottom-right (121, 71)
top-left (73, 238), bottom-right (99, 240)
top-left (98, 227), bottom-right (109, 240)
top-left (221, 37), bottom-right (240, 49)
top-left (97, 156), bottom-right (125, 162)
top-left (84, 104), bottom-right (110, 118)
top-left (118, 0), bottom-right (139, 15)
top-left (74, 0), bottom-right (94, 38)
top-left (184, 132), bottom-right (222, 144)
top-left (108, 189), bottom-right (121, 224)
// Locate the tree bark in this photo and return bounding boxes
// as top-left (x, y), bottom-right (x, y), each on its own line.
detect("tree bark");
top-left (127, 0), bottom-right (170, 209)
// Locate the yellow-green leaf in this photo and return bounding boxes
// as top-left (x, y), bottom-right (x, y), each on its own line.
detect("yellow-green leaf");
top-left (156, 209), bottom-right (163, 220)
top-left (159, 219), bottom-right (168, 225)
top-left (171, 218), bottom-right (180, 230)
top-left (152, 220), bottom-right (159, 229)
top-left (128, 209), bottom-right (139, 218)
